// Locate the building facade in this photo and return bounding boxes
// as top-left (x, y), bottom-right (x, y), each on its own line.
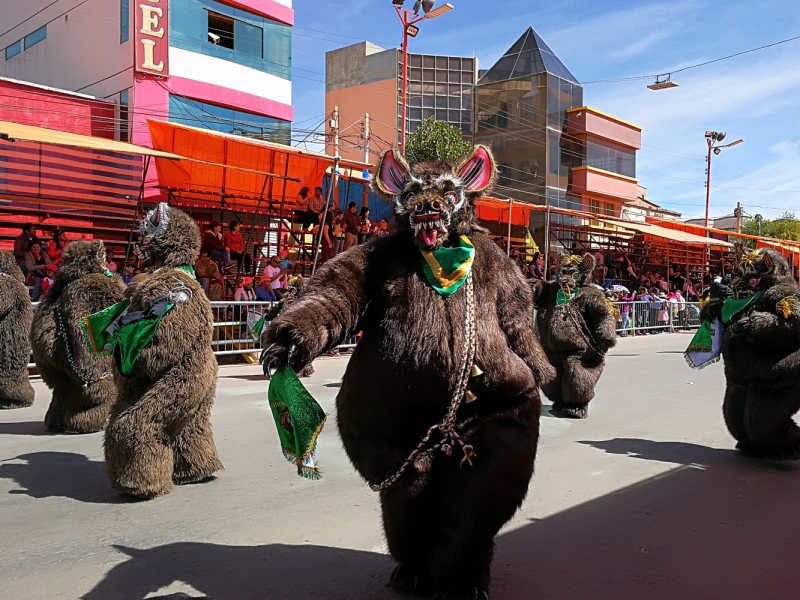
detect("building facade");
top-left (0, 0), bottom-right (294, 149)
top-left (325, 42), bottom-right (477, 166)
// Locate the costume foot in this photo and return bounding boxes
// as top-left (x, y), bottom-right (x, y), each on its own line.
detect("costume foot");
top-left (737, 441), bottom-right (800, 461)
top-left (432, 586), bottom-right (488, 600)
top-left (551, 403), bottom-right (588, 419)
top-left (389, 564), bottom-right (433, 597)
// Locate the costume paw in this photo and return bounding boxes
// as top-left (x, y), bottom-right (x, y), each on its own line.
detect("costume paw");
top-left (551, 403), bottom-right (588, 419)
top-left (432, 586), bottom-right (489, 600)
top-left (389, 563), bottom-right (433, 597)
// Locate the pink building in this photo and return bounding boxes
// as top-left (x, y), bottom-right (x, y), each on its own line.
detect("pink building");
top-left (0, 0), bottom-right (293, 156)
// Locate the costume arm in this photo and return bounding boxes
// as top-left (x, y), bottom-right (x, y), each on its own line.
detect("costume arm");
top-left (529, 278), bottom-right (550, 309)
top-left (263, 245), bottom-right (370, 370)
top-left (729, 306), bottom-right (800, 348)
top-left (579, 292), bottom-right (617, 354)
top-left (497, 258), bottom-right (555, 386)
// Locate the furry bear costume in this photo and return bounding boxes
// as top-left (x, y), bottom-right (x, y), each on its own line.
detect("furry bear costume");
top-left (104, 204), bottom-right (222, 498)
top-left (531, 253), bottom-right (617, 419)
top-left (264, 147), bottom-right (554, 600)
top-left (261, 275), bottom-right (314, 377)
top-left (30, 241), bottom-right (124, 432)
top-left (0, 250), bottom-right (35, 409)
top-left (701, 248), bottom-right (800, 459)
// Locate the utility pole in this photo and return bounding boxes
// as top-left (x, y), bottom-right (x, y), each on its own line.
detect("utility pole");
top-left (704, 141), bottom-right (713, 229)
top-left (364, 112), bottom-right (370, 165)
top-left (736, 202), bottom-right (741, 234)
top-left (332, 106), bottom-right (340, 207)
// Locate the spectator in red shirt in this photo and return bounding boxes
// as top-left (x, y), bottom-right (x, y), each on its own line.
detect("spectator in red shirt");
top-left (47, 228), bottom-right (69, 270)
top-left (201, 221), bottom-right (232, 272)
top-left (224, 220), bottom-right (252, 275)
top-left (344, 202), bottom-right (361, 250)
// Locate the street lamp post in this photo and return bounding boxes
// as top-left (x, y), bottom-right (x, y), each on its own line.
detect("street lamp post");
top-left (393, 1), bottom-right (454, 151)
top-left (704, 131), bottom-right (744, 228)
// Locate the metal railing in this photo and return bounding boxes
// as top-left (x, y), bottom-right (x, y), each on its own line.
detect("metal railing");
top-left (610, 300), bottom-right (701, 336)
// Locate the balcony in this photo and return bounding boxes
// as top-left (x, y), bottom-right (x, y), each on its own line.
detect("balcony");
top-left (571, 166), bottom-right (638, 202)
top-left (566, 106), bottom-right (641, 150)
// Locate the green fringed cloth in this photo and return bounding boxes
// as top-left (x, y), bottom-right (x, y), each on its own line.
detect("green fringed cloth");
top-left (250, 314), bottom-right (267, 340)
top-left (419, 235), bottom-right (475, 297)
top-left (80, 295), bottom-right (175, 376)
top-left (268, 363), bottom-right (327, 480)
top-left (685, 291), bottom-right (764, 369)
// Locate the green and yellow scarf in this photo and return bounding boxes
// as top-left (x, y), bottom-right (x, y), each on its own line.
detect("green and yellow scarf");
top-left (420, 235), bottom-right (475, 297)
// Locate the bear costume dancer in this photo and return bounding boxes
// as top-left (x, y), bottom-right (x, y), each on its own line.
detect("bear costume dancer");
top-left (103, 204), bottom-right (222, 498)
top-left (30, 241), bottom-right (124, 432)
top-left (698, 247), bottom-right (800, 459)
top-left (530, 253), bottom-right (616, 419)
top-left (264, 147), bottom-right (553, 600)
top-left (0, 250), bottom-right (35, 409)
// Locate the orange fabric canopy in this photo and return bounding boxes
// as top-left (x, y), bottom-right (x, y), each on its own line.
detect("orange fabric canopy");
top-left (147, 120), bottom-right (370, 211)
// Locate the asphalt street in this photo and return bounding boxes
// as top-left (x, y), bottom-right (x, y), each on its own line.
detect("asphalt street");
top-left (1, 333), bottom-right (798, 600)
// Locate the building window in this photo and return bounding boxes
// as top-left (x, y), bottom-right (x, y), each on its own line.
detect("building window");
top-left (4, 40), bottom-right (21, 60)
top-left (603, 202), bottom-right (615, 217)
top-left (119, 89), bottom-right (130, 142)
top-left (589, 199), bottom-right (599, 214)
top-left (169, 94), bottom-right (291, 146)
top-left (120, 0), bottom-right (130, 44)
top-left (24, 25), bottom-right (47, 50)
top-left (207, 11), bottom-right (263, 58)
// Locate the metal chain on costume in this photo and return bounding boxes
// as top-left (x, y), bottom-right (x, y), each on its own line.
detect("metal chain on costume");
top-left (564, 301), bottom-right (604, 357)
top-left (54, 304), bottom-right (111, 390)
top-left (369, 273), bottom-right (477, 493)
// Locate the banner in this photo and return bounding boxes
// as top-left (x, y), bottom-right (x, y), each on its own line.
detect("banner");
top-left (135, 0), bottom-right (169, 77)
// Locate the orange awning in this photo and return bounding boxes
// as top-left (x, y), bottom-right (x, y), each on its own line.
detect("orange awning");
top-left (147, 119), bottom-right (371, 212)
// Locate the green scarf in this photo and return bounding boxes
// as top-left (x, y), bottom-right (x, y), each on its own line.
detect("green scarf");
top-left (80, 295), bottom-right (175, 376)
top-left (419, 235), bottom-right (475, 297)
top-left (268, 363), bottom-right (327, 480)
top-left (685, 291), bottom-right (764, 369)
top-left (251, 314), bottom-right (267, 340)
top-left (175, 265), bottom-right (196, 279)
top-left (556, 288), bottom-right (575, 306)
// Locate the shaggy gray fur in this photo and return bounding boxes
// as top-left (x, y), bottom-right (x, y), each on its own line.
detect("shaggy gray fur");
top-left (0, 250), bottom-right (34, 409)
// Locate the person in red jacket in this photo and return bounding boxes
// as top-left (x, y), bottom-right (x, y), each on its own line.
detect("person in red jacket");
top-left (201, 221), bottom-right (232, 273)
top-left (223, 220), bottom-right (252, 275)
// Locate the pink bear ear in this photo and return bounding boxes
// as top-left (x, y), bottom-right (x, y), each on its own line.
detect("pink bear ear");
top-left (457, 145), bottom-right (496, 192)
top-left (375, 149), bottom-right (411, 195)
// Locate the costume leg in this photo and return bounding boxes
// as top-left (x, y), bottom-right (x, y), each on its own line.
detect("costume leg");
top-left (556, 353), bottom-right (604, 419)
top-left (381, 475), bottom-right (435, 596)
top-left (42, 368), bottom-right (71, 432)
top-left (171, 385), bottom-right (223, 485)
top-left (0, 373), bottom-right (34, 409)
top-left (105, 382), bottom-right (174, 499)
top-left (744, 383), bottom-right (800, 459)
top-left (428, 393), bottom-right (539, 597)
top-left (61, 378), bottom-right (115, 433)
top-left (722, 382), bottom-right (750, 452)
top-left (540, 349), bottom-right (563, 407)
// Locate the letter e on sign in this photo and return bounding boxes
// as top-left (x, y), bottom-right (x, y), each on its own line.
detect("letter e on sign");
top-left (135, 0), bottom-right (169, 77)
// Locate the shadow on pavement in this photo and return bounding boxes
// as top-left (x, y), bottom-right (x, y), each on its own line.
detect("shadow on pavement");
top-left (0, 421), bottom-right (48, 435)
top-left (82, 542), bottom-right (396, 600)
top-left (0, 452), bottom-right (138, 504)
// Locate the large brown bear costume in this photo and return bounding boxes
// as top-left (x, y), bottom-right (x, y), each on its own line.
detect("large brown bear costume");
top-left (104, 204), bottom-right (222, 498)
top-left (30, 241), bottom-right (125, 432)
top-left (0, 250), bottom-right (35, 409)
top-left (702, 248), bottom-right (800, 459)
top-left (531, 253), bottom-right (617, 419)
top-left (264, 147), bottom-right (553, 600)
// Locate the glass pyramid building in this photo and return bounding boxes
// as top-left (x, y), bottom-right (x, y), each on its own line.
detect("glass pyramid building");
top-left (474, 27), bottom-right (583, 217)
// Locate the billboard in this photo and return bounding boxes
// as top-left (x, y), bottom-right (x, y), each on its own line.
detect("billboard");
top-left (135, 0), bottom-right (169, 77)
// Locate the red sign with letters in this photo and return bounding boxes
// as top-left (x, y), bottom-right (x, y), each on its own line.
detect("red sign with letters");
top-left (134, 0), bottom-right (169, 77)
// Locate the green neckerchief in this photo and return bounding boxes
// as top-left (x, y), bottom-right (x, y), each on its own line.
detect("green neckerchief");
top-left (268, 363), bottom-right (327, 480)
top-left (176, 265), bottom-right (196, 279)
top-left (80, 295), bottom-right (175, 376)
top-left (721, 290), bottom-right (764, 324)
top-left (419, 235), bottom-right (475, 297)
top-left (556, 288), bottom-right (575, 305)
top-left (104, 270), bottom-right (115, 277)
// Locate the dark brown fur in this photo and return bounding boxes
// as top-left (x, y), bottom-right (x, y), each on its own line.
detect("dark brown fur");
top-left (703, 249), bottom-right (800, 459)
top-left (531, 254), bottom-right (617, 419)
top-left (104, 205), bottom-right (222, 498)
top-left (264, 148), bottom-right (553, 598)
top-left (30, 241), bottom-right (125, 431)
top-left (0, 250), bottom-right (34, 409)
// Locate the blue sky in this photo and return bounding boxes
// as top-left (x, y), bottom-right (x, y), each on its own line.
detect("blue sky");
top-left (291, 0), bottom-right (800, 221)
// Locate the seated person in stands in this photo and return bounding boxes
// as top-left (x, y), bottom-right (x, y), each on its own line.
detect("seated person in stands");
top-left (121, 259), bottom-right (139, 286)
top-left (263, 255), bottom-right (287, 300)
top-left (224, 220), bottom-right (252, 275)
top-left (294, 186), bottom-right (315, 230)
top-left (195, 249), bottom-right (220, 294)
top-left (47, 228), bottom-right (69, 271)
top-left (105, 248), bottom-right (118, 273)
top-left (24, 241), bottom-right (52, 301)
top-left (255, 276), bottom-right (277, 302)
top-left (234, 277), bottom-right (257, 302)
top-left (201, 221), bottom-right (232, 273)
top-left (14, 223), bottom-right (41, 275)
top-left (307, 186), bottom-right (327, 228)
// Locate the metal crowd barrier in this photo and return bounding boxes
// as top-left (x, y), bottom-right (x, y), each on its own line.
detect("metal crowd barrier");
top-left (610, 300), bottom-right (701, 336)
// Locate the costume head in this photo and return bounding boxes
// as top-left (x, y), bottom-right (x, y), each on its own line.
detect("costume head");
top-left (41, 240), bottom-right (107, 305)
top-left (372, 146), bottom-right (497, 250)
top-left (555, 253), bottom-right (595, 295)
top-left (137, 203), bottom-right (201, 268)
top-left (732, 247), bottom-right (791, 298)
top-left (0, 250), bottom-right (24, 283)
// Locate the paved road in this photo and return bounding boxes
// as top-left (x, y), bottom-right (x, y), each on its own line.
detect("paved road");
top-left (1, 333), bottom-right (798, 599)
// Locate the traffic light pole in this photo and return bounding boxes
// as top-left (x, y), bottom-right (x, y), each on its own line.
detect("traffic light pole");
top-left (396, 7), bottom-right (424, 152)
